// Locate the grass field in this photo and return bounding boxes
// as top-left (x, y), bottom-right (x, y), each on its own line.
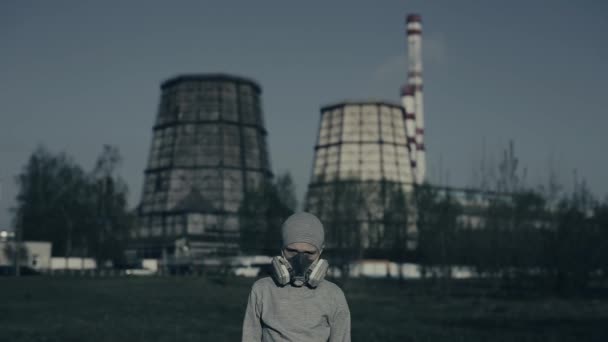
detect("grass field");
top-left (1, 276), bottom-right (608, 342)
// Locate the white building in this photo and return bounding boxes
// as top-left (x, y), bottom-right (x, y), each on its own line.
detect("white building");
top-left (0, 239), bottom-right (52, 272)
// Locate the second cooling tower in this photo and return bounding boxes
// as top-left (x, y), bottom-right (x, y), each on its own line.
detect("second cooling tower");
top-left (305, 101), bottom-right (416, 251)
top-left (309, 101), bottom-right (414, 185)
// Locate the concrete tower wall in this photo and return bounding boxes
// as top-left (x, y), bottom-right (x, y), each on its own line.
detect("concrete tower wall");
top-left (306, 101), bottom-right (416, 250)
top-left (134, 74), bottom-right (272, 258)
top-left (310, 102), bottom-right (414, 186)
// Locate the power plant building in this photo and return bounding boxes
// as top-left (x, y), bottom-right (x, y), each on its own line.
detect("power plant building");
top-left (305, 14), bottom-right (426, 252)
top-left (131, 74), bottom-right (272, 259)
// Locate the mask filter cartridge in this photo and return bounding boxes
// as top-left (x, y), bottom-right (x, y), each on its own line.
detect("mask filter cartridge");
top-left (271, 254), bottom-right (329, 288)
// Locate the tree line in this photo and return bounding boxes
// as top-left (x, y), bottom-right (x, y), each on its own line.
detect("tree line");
top-left (10, 145), bottom-right (133, 267)
top-left (10, 142), bottom-right (608, 295)
top-left (414, 183), bottom-right (608, 294)
top-left (298, 142), bottom-right (608, 293)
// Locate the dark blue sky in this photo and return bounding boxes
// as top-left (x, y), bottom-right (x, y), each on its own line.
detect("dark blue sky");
top-left (1, 0), bottom-right (607, 228)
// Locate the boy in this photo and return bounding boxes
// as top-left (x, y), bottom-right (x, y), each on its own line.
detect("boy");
top-left (241, 212), bottom-right (351, 342)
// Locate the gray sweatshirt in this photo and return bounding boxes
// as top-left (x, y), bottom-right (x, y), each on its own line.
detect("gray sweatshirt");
top-left (241, 277), bottom-right (351, 342)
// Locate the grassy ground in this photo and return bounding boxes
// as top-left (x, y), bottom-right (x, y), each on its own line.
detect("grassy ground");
top-left (1, 276), bottom-right (607, 342)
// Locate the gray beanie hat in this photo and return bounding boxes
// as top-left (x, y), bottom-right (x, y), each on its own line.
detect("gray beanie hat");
top-left (281, 212), bottom-right (325, 251)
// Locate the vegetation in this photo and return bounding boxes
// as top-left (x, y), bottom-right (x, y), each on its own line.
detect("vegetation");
top-left (1, 276), bottom-right (607, 342)
top-left (238, 171), bottom-right (297, 255)
top-left (299, 142), bottom-right (608, 295)
top-left (411, 143), bottom-right (608, 295)
top-left (13, 145), bottom-right (134, 266)
top-left (10, 141), bottom-right (608, 296)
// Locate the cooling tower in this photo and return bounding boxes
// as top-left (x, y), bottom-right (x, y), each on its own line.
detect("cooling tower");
top-left (305, 101), bottom-right (415, 251)
top-left (132, 74), bottom-right (272, 259)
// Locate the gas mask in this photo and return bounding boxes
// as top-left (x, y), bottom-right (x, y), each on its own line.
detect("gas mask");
top-left (271, 252), bottom-right (329, 288)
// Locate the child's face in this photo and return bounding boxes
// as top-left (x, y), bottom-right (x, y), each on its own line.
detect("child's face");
top-left (283, 242), bottom-right (320, 261)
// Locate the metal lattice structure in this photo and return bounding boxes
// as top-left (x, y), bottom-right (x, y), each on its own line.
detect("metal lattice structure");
top-left (132, 74), bottom-right (272, 259)
top-left (305, 101), bottom-right (417, 250)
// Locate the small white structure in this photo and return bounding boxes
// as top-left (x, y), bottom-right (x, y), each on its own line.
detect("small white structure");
top-left (0, 240), bottom-right (52, 272)
top-left (231, 255), bottom-right (273, 278)
top-left (122, 258), bottom-right (158, 276)
top-left (347, 260), bottom-right (422, 279)
top-left (328, 260), bottom-right (475, 280)
top-left (50, 257), bottom-right (97, 270)
top-left (142, 258), bottom-right (159, 273)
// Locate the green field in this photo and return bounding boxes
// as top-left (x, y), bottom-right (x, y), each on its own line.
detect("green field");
top-left (1, 276), bottom-right (607, 342)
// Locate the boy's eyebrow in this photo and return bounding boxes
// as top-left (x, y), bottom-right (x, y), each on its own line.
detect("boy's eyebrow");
top-left (286, 247), bottom-right (317, 253)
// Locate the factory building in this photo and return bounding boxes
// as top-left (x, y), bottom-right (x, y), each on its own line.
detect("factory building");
top-left (131, 74), bottom-right (272, 261)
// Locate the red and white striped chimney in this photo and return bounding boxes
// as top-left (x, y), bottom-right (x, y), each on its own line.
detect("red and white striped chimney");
top-left (406, 14), bottom-right (426, 184)
top-left (400, 84), bottom-right (418, 177)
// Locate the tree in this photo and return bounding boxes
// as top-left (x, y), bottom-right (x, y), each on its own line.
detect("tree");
top-left (239, 171), bottom-right (296, 255)
top-left (413, 183), bottom-right (437, 278)
top-left (3, 242), bottom-right (28, 267)
top-left (239, 186), bottom-right (269, 255)
top-left (15, 146), bottom-right (92, 258)
top-left (322, 180), bottom-right (366, 282)
top-left (275, 172), bottom-right (298, 212)
top-left (415, 184), bottom-right (462, 287)
top-left (14, 145), bottom-right (133, 266)
top-left (546, 180), bottom-right (598, 294)
top-left (496, 140), bottom-right (526, 193)
top-left (593, 199), bottom-right (608, 282)
top-left (382, 182), bottom-right (411, 281)
top-left (88, 145), bottom-right (133, 265)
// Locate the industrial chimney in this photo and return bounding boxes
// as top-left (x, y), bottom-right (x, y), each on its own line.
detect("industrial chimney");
top-left (400, 84), bottom-right (418, 179)
top-left (406, 14), bottom-right (426, 184)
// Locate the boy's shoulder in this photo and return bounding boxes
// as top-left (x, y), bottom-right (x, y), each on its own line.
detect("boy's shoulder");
top-left (317, 278), bottom-right (344, 294)
top-left (319, 279), bottom-right (342, 292)
top-left (252, 276), bottom-right (275, 290)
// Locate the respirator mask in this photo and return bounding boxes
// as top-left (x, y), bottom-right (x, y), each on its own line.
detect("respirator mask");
top-left (271, 251), bottom-right (329, 288)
